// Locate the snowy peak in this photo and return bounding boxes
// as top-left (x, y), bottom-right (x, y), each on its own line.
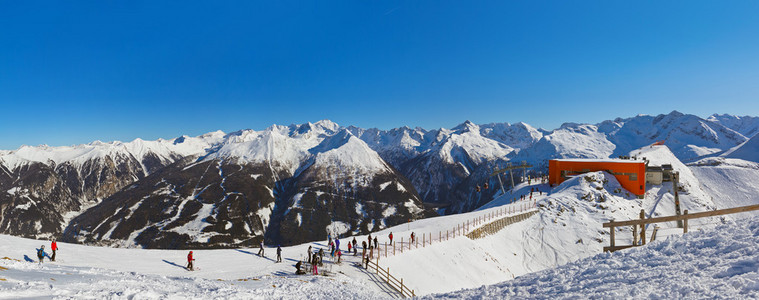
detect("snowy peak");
top-left (707, 114), bottom-right (759, 138)
top-left (311, 130), bottom-right (390, 178)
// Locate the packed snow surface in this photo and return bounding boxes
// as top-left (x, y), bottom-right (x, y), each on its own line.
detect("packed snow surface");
top-left (426, 215), bottom-right (759, 299)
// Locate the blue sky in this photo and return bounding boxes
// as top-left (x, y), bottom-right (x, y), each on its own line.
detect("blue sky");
top-left (2, 1), bottom-right (759, 149)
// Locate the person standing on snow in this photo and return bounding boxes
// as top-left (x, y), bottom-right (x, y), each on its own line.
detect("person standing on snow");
top-left (187, 251), bottom-right (195, 271)
top-left (337, 249), bottom-right (342, 263)
top-left (307, 245), bottom-right (312, 264)
top-left (389, 232), bottom-right (393, 245)
top-left (258, 241), bottom-right (265, 257)
top-left (51, 239), bottom-right (58, 262)
top-left (276, 245), bottom-right (282, 263)
top-left (347, 241), bottom-right (352, 254)
top-left (373, 236), bottom-right (378, 249)
top-left (352, 238), bottom-right (358, 256)
top-left (335, 238), bottom-right (340, 252)
top-left (312, 253), bottom-right (319, 275)
top-left (37, 245), bottom-right (46, 264)
top-left (362, 240), bottom-right (367, 257)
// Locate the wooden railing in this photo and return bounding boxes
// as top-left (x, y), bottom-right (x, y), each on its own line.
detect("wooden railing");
top-left (603, 204), bottom-right (759, 252)
top-left (466, 210), bottom-right (539, 239)
top-left (376, 199), bottom-right (538, 258)
top-left (365, 256), bottom-right (415, 298)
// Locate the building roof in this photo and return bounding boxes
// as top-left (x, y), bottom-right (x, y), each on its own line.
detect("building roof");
top-left (550, 158), bottom-right (645, 164)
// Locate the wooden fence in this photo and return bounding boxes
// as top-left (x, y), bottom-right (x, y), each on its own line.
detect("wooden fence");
top-left (466, 210), bottom-right (539, 239)
top-left (603, 203), bottom-right (759, 252)
top-left (376, 199), bottom-right (538, 258)
top-left (365, 255), bottom-right (415, 298)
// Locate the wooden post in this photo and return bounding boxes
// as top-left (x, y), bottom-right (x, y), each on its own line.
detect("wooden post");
top-left (387, 267), bottom-right (390, 283)
top-left (640, 209), bottom-right (646, 245)
top-left (650, 225), bottom-right (658, 243)
top-left (423, 234), bottom-right (425, 247)
top-left (683, 210), bottom-right (689, 233)
top-left (609, 225), bottom-right (615, 249)
top-left (633, 224), bottom-right (638, 246)
top-left (393, 241), bottom-right (396, 255)
top-left (401, 278), bottom-right (404, 296)
top-left (401, 237), bottom-right (403, 253)
top-left (385, 242), bottom-right (387, 257)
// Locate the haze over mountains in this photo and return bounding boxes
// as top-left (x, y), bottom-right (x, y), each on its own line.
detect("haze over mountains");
top-left (0, 111), bottom-right (757, 248)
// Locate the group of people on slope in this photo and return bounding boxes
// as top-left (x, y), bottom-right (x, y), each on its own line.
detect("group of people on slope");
top-left (185, 240), bottom-right (283, 271)
top-left (36, 238), bottom-right (59, 264)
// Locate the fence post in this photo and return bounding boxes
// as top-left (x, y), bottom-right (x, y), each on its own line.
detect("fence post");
top-left (683, 210), bottom-right (689, 233)
top-left (609, 224), bottom-right (615, 249)
top-left (387, 266), bottom-right (390, 283)
top-left (640, 209), bottom-right (646, 245)
top-left (401, 237), bottom-right (403, 253)
top-left (423, 234), bottom-right (425, 247)
top-left (633, 224), bottom-right (638, 246)
top-left (394, 241), bottom-right (396, 255)
top-left (401, 278), bottom-right (404, 296)
top-left (385, 242), bottom-right (387, 257)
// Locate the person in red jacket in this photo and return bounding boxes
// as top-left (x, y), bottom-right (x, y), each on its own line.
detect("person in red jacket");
top-left (187, 251), bottom-right (195, 271)
top-left (389, 232), bottom-right (393, 245)
top-left (51, 239), bottom-right (58, 262)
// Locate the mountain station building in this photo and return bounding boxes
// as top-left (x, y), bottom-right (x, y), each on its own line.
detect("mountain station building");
top-left (548, 159), bottom-right (647, 197)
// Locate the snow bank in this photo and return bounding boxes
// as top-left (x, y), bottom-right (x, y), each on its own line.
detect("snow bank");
top-left (427, 215), bottom-right (759, 299)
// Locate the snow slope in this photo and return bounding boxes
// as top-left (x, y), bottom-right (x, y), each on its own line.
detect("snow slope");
top-left (0, 234), bottom-right (390, 299)
top-left (426, 215), bottom-right (759, 299)
top-left (723, 133), bottom-right (759, 163)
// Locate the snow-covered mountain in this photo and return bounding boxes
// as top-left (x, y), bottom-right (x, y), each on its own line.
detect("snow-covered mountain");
top-left (707, 113), bottom-right (759, 138)
top-left (1, 111), bottom-right (757, 248)
top-left (60, 123), bottom-right (432, 248)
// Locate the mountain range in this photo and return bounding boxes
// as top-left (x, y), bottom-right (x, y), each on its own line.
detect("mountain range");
top-left (1, 111), bottom-right (757, 248)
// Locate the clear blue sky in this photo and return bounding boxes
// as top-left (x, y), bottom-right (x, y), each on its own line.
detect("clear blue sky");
top-left (2, 1), bottom-right (759, 149)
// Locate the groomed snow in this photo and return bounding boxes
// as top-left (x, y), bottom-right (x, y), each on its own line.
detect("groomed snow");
top-left (426, 215), bottom-right (759, 299)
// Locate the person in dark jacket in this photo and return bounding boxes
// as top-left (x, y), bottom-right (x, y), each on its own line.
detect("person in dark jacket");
top-left (373, 236), bottom-right (378, 249)
top-left (258, 241), bottom-right (264, 257)
top-left (276, 245), bottom-right (282, 263)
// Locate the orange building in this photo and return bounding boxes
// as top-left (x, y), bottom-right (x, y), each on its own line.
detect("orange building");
top-left (548, 159), bottom-right (646, 196)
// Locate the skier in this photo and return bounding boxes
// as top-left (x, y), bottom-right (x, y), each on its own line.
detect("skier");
top-left (307, 245), bottom-right (312, 264)
top-left (410, 232), bottom-right (415, 244)
top-left (187, 251), bottom-right (195, 271)
top-left (373, 236), bottom-right (378, 249)
top-left (389, 232), bottom-right (393, 245)
top-left (295, 260), bottom-right (305, 275)
top-left (276, 245), bottom-right (282, 263)
top-left (362, 240), bottom-right (367, 257)
top-left (335, 238), bottom-right (340, 252)
top-left (258, 241), bottom-right (264, 257)
top-left (347, 241), bottom-right (352, 254)
top-left (318, 248), bottom-right (324, 266)
top-left (51, 238), bottom-right (58, 262)
top-left (367, 234), bottom-right (372, 248)
top-left (352, 238), bottom-right (358, 256)
top-left (312, 253), bottom-right (319, 275)
top-left (337, 249), bottom-right (342, 263)
top-left (36, 245), bottom-right (46, 264)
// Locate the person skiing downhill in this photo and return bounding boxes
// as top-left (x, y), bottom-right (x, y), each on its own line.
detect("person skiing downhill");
top-left (187, 251), bottom-right (195, 271)
top-left (36, 245), bottom-right (46, 264)
top-left (277, 245), bottom-right (282, 263)
top-left (51, 239), bottom-right (58, 262)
